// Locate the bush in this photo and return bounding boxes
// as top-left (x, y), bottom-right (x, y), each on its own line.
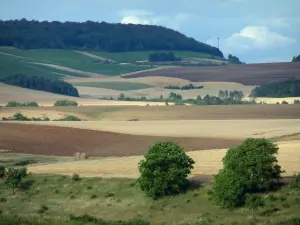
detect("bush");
top-left (294, 99), bottom-right (300, 104)
top-left (138, 141), bottom-right (195, 199)
top-left (5, 167), bottom-right (28, 194)
top-left (282, 101), bottom-right (289, 104)
top-left (6, 101), bottom-right (39, 107)
top-left (72, 173), bottom-right (80, 181)
top-left (37, 205), bottom-right (49, 214)
top-left (290, 173), bottom-right (300, 189)
top-left (54, 115), bottom-right (81, 121)
top-left (0, 165), bottom-right (5, 178)
top-left (54, 100), bottom-right (78, 107)
top-left (211, 138), bottom-right (283, 208)
top-left (12, 112), bottom-right (31, 121)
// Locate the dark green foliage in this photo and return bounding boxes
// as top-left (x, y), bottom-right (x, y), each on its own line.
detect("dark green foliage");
top-left (276, 217), bottom-right (300, 225)
top-left (211, 138), bottom-right (283, 208)
top-left (251, 78), bottom-right (300, 98)
top-left (228, 54), bottom-right (244, 64)
top-left (294, 99), bottom-right (300, 104)
top-left (54, 100), bottom-right (78, 106)
top-left (6, 101), bottom-right (39, 107)
top-left (292, 55), bottom-right (300, 62)
top-left (0, 19), bottom-right (223, 57)
top-left (290, 173), bottom-right (300, 189)
top-left (14, 159), bottom-right (38, 166)
top-left (138, 141), bottom-right (195, 199)
top-left (72, 173), bottom-right (81, 181)
top-left (3, 74), bottom-right (79, 97)
top-left (0, 197), bottom-right (7, 203)
top-left (0, 165), bottom-right (5, 178)
top-left (37, 205), bottom-right (49, 214)
top-left (282, 101), bottom-right (289, 104)
top-left (90, 194), bottom-right (97, 199)
top-left (149, 52), bottom-right (181, 62)
top-left (11, 112), bottom-right (31, 121)
top-left (54, 115), bottom-right (81, 121)
top-left (245, 194), bottom-right (265, 214)
top-left (164, 83), bottom-right (204, 90)
top-left (5, 167), bottom-right (28, 194)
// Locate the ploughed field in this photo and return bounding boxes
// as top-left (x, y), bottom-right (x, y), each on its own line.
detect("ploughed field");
top-left (0, 123), bottom-right (241, 157)
top-left (125, 62), bottom-right (300, 85)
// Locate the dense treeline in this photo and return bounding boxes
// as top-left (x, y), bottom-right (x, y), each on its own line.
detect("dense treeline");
top-left (148, 52), bottom-right (181, 62)
top-left (164, 83), bottom-right (203, 90)
top-left (3, 74), bottom-right (79, 97)
top-left (228, 54), bottom-right (245, 64)
top-left (292, 55), bottom-right (300, 62)
top-left (251, 78), bottom-right (300, 97)
top-left (6, 101), bottom-right (39, 107)
top-left (0, 19), bottom-right (223, 57)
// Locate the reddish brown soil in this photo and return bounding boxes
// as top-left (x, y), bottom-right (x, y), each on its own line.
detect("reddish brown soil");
top-left (125, 62), bottom-right (300, 85)
top-left (0, 123), bottom-right (241, 157)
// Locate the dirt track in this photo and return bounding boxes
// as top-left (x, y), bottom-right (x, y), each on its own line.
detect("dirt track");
top-left (125, 62), bottom-right (300, 85)
top-left (0, 123), bottom-right (241, 157)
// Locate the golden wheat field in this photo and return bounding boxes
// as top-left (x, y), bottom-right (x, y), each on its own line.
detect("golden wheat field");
top-left (12, 119), bottom-right (300, 139)
top-left (28, 140), bottom-right (300, 178)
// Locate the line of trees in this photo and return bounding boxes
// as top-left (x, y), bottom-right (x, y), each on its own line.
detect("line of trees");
top-left (3, 74), bottom-right (79, 97)
top-left (228, 54), bottom-right (245, 64)
top-left (292, 55), bottom-right (300, 62)
top-left (6, 101), bottom-right (39, 107)
top-left (148, 52), bottom-right (181, 62)
top-left (0, 19), bottom-right (223, 57)
top-left (164, 83), bottom-right (204, 90)
top-left (250, 78), bottom-right (300, 98)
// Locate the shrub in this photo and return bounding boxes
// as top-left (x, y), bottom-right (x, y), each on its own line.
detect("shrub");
top-left (54, 115), bottom-right (81, 121)
top-left (5, 167), bottom-right (28, 194)
top-left (37, 205), bottom-right (49, 214)
top-left (12, 112), bottom-right (31, 121)
top-left (282, 101), bottom-right (289, 104)
top-left (291, 173), bottom-right (300, 189)
top-left (6, 101), bottom-right (39, 107)
top-left (0, 165), bottom-right (5, 178)
top-left (72, 173), bottom-right (80, 181)
top-left (211, 138), bottom-right (283, 208)
top-left (245, 194), bottom-right (265, 217)
top-left (90, 194), bottom-right (97, 199)
top-left (54, 100), bottom-right (78, 107)
top-left (294, 100), bottom-right (300, 104)
top-left (138, 141), bottom-right (195, 199)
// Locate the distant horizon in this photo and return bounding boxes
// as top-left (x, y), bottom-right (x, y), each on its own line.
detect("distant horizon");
top-left (1, 0), bottom-right (299, 63)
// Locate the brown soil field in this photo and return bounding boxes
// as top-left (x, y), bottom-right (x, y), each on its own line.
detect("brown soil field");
top-left (0, 123), bottom-right (241, 157)
top-left (124, 62), bottom-right (300, 85)
top-left (6, 118), bottom-right (300, 139)
top-left (28, 140), bottom-right (300, 178)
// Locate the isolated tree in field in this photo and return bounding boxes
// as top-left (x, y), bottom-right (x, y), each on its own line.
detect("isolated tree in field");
top-left (138, 141), bottom-right (195, 199)
top-left (5, 167), bottom-right (28, 194)
top-left (245, 194), bottom-right (265, 219)
top-left (211, 138), bottom-right (283, 208)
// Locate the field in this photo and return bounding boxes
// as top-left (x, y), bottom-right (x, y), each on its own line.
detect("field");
top-left (71, 81), bottom-right (154, 91)
top-left (125, 62), bottom-right (300, 85)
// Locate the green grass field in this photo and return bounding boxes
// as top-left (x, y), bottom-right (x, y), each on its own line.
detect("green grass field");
top-left (0, 172), bottom-right (299, 225)
top-left (72, 81), bottom-right (153, 91)
top-left (88, 51), bottom-right (224, 63)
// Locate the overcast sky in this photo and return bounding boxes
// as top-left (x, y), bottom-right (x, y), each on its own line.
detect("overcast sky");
top-left (1, 0), bottom-right (299, 63)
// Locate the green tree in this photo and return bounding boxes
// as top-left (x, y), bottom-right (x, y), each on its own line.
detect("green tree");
top-left (245, 194), bottom-right (265, 219)
top-left (211, 138), bottom-right (283, 208)
top-left (138, 141), bottom-right (195, 199)
top-left (5, 167), bottom-right (28, 194)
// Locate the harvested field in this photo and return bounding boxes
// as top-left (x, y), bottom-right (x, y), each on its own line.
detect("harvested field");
top-left (28, 140), bottom-right (300, 177)
top-left (9, 119), bottom-right (300, 139)
top-left (0, 83), bottom-right (165, 106)
top-left (27, 104), bottom-right (300, 121)
top-left (0, 123), bottom-right (241, 157)
top-left (125, 62), bottom-right (300, 85)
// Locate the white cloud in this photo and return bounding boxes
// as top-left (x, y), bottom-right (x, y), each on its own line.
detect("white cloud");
top-left (224, 26), bottom-right (296, 51)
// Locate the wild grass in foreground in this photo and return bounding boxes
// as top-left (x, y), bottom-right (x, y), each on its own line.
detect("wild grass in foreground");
top-left (0, 173), bottom-right (300, 225)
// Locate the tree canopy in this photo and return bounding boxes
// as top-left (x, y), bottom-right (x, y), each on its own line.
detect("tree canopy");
top-left (211, 138), bottom-right (283, 208)
top-left (3, 74), bottom-right (79, 97)
top-left (292, 55), bottom-right (300, 62)
top-left (138, 141), bottom-right (195, 199)
top-left (250, 78), bottom-right (300, 98)
top-left (0, 19), bottom-right (223, 57)
top-left (228, 54), bottom-right (245, 64)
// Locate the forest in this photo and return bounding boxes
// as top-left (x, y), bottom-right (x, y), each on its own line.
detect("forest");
top-left (251, 78), bottom-right (300, 97)
top-left (0, 19), bottom-right (223, 57)
top-left (3, 74), bottom-right (79, 97)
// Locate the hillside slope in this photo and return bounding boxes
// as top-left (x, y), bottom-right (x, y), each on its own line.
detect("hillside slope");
top-left (0, 19), bottom-right (223, 57)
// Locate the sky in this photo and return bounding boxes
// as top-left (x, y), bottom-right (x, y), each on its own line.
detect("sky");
top-left (1, 0), bottom-right (299, 63)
